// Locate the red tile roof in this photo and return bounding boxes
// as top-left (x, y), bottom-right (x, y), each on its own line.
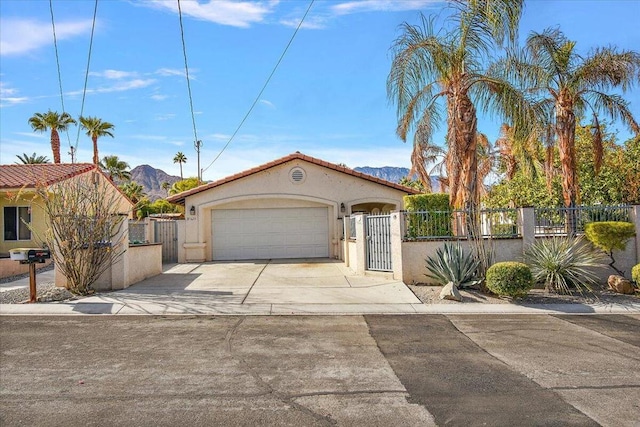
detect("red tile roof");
top-left (167, 152), bottom-right (420, 205)
top-left (0, 163), bottom-right (97, 189)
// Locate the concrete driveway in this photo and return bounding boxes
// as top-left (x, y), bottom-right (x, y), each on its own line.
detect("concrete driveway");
top-left (75, 259), bottom-right (423, 315)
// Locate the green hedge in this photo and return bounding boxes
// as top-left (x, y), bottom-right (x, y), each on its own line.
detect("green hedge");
top-left (404, 194), bottom-right (451, 238)
top-left (486, 262), bottom-right (534, 297)
top-left (633, 264), bottom-right (640, 285)
top-left (584, 221), bottom-right (636, 252)
top-left (404, 193), bottom-right (450, 211)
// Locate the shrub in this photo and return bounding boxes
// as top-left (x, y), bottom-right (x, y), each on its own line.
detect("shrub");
top-left (584, 221), bottom-right (636, 275)
top-left (425, 242), bottom-right (480, 288)
top-left (524, 236), bottom-right (607, 295)
top-left (486, 262), bottom-right (533, 297)
top-left (632, 264), bottom-right (640, 285)
top-left (404, 194), bottom-right (451, 238)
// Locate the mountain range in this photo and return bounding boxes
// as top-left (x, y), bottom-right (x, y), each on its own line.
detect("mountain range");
top-left (131, 165), bottom-right (439, 200)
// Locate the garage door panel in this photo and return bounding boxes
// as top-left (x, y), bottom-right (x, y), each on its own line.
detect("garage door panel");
top-left (212, 207), bottom-right (329, 260)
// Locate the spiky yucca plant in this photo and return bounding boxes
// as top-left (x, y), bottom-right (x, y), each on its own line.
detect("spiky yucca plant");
top-left (425, 243), bottom-right (480, 288)
top-left (524, 237), bottom-right (607, 295)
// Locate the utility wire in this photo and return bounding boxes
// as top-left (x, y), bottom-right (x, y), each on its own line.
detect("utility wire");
top-left (201, 0), bottom-right (315, 176)
top-left (177, 0), bottom-right (201, 181)
top-left (74, 0), bottom-right (99, 155)
top-left (49, 0), bottom-right (73, 158)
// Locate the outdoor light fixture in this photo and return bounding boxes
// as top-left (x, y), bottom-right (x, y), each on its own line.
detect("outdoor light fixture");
top-left (190, 206), bottom-right (196, 216)
top-left (340, 203), bottom-right (346, 213)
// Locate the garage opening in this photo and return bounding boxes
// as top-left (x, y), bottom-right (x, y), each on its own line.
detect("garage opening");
top-left (212, 207), bottom-right (329, 260)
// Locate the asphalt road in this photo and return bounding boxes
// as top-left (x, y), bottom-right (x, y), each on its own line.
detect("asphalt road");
top-left (1, 314), bottom-right (639, 427)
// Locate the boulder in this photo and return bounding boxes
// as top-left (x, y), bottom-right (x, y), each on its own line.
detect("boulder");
top-left (440, 282), bottom-right (462, 302)
top-left (607, 275), bottom-right (635, 295)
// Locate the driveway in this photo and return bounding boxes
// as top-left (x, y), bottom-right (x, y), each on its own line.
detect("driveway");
top-left (74, 259), bottom-right (423, 314)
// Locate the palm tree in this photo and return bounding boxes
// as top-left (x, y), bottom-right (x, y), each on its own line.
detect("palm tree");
top-left (387, 1), bottom-right (530, 210)
top-left (494, 124), bottom-right (542, 182)
top-left (161, 181), bottom-right (171, 196)
top-left (28, 111), bottom-right (76, 163)
top-left (15, 152), bottom-right (50, 164)
top-left (99, 155), bottom-right (131, 182)
top-left (173, 152), bottom-right (187, 179)
top-left (79, 116), bottom-right (115, 165)
top-left (408, 141), bottom-right (445, 193)
top-left (120, 181), bottom-right (146, 216)
top-left (509, 28), bottom-right (640, 210)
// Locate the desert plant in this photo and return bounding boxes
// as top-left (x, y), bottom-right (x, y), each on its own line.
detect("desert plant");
top-left (584, 221), bottom-right (636, 276)
top-left (31, 172), bottom-right (127, 295)
top-left (524, 236), bottom-right (607, 295)
top-left (425, 242), bottom-right (480, 289)
top-left (486, 262), bottom-right (533, 297)
top-left (632, 264), bottom-right (640, 286)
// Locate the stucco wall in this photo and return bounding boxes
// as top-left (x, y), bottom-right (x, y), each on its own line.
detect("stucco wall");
top-left (126, 243), bottom-right (163, 285)
top-left (182, 159), bottom-right (413, 261)
top-left (0, 193), bottom-right (48, 255)
top-left (0, 258), bottom-right (52, 279)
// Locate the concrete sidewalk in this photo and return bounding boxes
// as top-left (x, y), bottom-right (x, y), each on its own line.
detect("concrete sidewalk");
top-left (1, 260), bottom-right (639, 315)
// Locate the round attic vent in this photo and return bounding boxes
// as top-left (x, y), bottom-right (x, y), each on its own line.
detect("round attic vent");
top-left (290, 167), bottom-right (306, 184)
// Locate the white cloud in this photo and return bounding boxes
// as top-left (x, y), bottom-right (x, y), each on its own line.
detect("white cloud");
top-left (155, 113), bottom-right (176, 121)
top-left (13, 132), bottom-right (46, 139)
top-left (0, 19), bottom-right (94, 56)
top-left (89, 70), bottom-right (140, 79)
top-left (331, 0), bottom-right (439, 15)
top-left (258, 99), bottom-right (275, 108)
top-left (279, 16), bottom-right (327, 30)
top-left (142, 0), bottom-right (278, 28)
top-left (150, 94), bottom-right (168, 101)
top-left (0, 82), bottom-right (29, 107)
top-left (155, 68), bottom-right (186, 77)
top-left (66, 78), bottom-right (157, 96)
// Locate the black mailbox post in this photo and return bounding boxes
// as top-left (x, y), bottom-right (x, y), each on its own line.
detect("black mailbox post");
top-left (9, 248), bottom-right (51, 303)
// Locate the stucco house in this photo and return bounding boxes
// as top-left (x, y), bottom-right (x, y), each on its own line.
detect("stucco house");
top-left (166, 152), bottom-right (419, 263)
top-left (0, 163), bottom-right (134, 279)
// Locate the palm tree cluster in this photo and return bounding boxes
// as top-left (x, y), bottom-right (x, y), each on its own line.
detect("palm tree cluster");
top-left (388, 0), bottom-right (640, 212)
top-left (28, 110), bottom-right (115, 165)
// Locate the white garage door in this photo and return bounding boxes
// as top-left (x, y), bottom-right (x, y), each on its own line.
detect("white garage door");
top-left (212, 207), bottom-right (329, 260)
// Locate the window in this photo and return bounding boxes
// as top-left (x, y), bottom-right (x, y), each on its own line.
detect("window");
top-left (3, 206), bottom-right (31, 241)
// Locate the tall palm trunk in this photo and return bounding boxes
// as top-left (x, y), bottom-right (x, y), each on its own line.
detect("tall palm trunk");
top-left (446, 87), bottom-right (478, 210)
top-left (556, 94), bottom-right (578, 234)
top-left (179, 163), bottom-right (184, 179)
top-left (50, 129), bottom-right (61, 164)
top-left (92, 136), bottom-right (99, 165)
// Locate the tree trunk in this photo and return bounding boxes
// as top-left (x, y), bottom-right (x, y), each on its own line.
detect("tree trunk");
top-left (50, 129), bottom-right (61, 164)
top-left (555, 96), bottom-right (578, 234)
top-left (92, 136), bottom-right (99, 165)
top-left (446, 88), bottom-right (478, 211)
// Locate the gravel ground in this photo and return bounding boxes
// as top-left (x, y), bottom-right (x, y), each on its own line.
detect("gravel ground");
top-left (0, 263), bottom-right (79, 304)
top-left (409, 283), bottom-right (640, 305)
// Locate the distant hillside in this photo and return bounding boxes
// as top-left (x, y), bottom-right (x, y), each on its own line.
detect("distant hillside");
top-left (130, 165), bottom-right (181, 201)
top-left (354, 166), bottom-right (440, 192)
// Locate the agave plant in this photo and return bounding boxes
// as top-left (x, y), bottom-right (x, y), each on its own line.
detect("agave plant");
top-left (425, 242), bottom-right (480, 289)
top-left (524, 236), bottom-right (607, 295)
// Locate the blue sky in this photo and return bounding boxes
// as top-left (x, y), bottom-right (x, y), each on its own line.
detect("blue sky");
top-left (1, 0), bottom-right (639, 181)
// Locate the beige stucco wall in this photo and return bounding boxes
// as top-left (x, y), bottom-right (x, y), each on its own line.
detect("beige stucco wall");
top-left (125, 243), bottom-right (163, 286)
top-left (0, 193), bottom-right (48, 255)
top-left (182, 159), bottom-right (413, 262)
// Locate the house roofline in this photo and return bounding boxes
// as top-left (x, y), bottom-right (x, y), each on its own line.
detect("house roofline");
top-left (166, 152), bottom-right (420, 205)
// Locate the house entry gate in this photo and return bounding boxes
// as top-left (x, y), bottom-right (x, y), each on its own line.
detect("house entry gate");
top-left (365, 215), bottom-right (392, 272)
top-left (154, 220), bottom-right (178, 263)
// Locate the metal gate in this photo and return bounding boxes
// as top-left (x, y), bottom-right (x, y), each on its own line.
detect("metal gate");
top-left (154, 220), bottom-right (178, 263)
top-left (366, 215), bottom-right (392, 272)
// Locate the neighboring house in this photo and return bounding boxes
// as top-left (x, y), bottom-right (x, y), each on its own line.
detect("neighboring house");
top-left (0, 163), bottom-right (134, 279)
top-left (167, 152), bottom-right (419, 262)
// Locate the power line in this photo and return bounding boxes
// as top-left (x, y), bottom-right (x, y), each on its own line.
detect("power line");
top-left (177, 0), bottom-right (201, 181)
top-left (201, 0), bottom-right (315, 176)
top-left (74, 0), bottom-right (99, 156)
top-left (49, 0), bottom-right (73, 159)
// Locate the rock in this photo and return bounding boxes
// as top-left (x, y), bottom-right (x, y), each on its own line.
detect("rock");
top-left (440, 282), bottom-right (462, 302)
top-left (607, 275), bottom-right (635, 295)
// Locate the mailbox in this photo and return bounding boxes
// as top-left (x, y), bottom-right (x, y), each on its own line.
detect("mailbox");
top-left (9, 248), bottom-right (51, 264)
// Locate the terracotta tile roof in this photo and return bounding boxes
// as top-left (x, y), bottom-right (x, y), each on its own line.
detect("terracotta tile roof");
top-left (0, 163), bottom-right (97, 189)
top-left (167, 152), bottom-right (420, 205)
